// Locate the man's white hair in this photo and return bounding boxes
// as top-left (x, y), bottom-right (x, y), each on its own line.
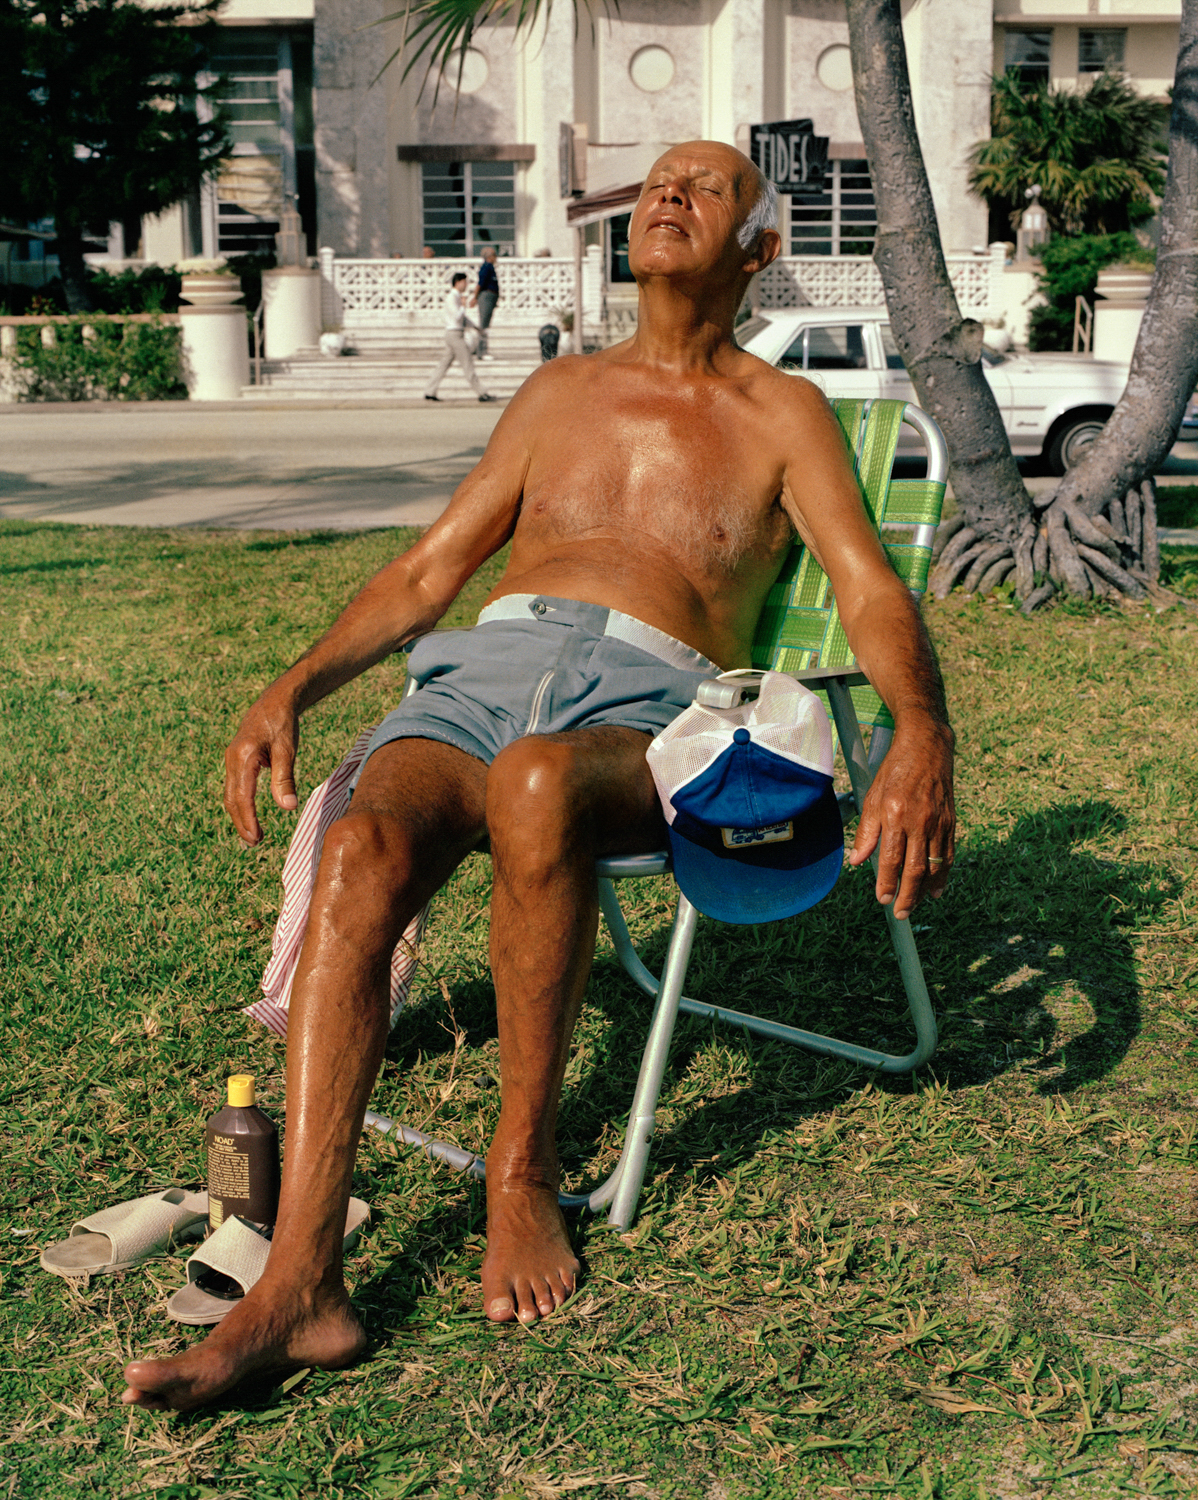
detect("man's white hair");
top-left (737, 170), bottom-right (778, 252)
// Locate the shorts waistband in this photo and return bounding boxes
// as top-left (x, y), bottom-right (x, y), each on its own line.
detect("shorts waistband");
top-left (476, 594), bottom-right (717, 674)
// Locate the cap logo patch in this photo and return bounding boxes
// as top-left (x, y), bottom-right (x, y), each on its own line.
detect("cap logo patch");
top-left (721, 821), bottom-right (794, 849)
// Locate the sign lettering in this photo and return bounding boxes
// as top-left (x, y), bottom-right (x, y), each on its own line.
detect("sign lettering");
top-left (750, 119), bottom-right (829, 198)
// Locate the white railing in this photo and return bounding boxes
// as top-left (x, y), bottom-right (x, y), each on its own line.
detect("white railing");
top-left (758, 246), bottom-right (1005, 318)
top-left (320, 249), bottom-right (577, 331)
top-left (317, 243), bottom-right (1004, 335)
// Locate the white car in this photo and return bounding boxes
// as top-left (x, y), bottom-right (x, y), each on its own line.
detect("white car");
top-left (737, 306), bottom-right (1198, 475)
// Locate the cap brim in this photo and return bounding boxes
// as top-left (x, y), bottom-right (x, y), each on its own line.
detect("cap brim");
top-left (666, 827), bottom-right (843, 925)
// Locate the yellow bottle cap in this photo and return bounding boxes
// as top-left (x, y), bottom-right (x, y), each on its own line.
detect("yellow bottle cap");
top-left (227, 1074), bottom-right (255, 1107)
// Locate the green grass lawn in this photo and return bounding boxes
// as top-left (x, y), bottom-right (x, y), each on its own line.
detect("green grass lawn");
top-left (2, 519), bottom-right (1197, 1500)
top-left (1157, 487), bottom-right (1198, 529)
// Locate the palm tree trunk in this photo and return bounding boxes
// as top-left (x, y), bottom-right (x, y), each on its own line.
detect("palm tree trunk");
top-left (1030, 0), bottom-right (1198, 604)
top-left (845, 0), bottom-right (1036, 599)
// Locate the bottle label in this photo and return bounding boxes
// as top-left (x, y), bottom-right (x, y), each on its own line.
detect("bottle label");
top-left (208, 1134), bottom-right (251, 1225)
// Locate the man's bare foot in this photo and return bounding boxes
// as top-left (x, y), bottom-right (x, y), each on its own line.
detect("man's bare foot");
top-left (481, 1177), bottom-right (580, 1324)
top-left (121, 1278), bottom-right (367, 1412)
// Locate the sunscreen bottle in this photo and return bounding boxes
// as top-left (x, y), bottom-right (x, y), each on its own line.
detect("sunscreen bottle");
top-left (204, 1074), bottom-right (280, 1232)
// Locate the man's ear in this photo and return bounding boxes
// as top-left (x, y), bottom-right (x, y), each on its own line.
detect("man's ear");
top-left (743, 228), bottom-right (782, 276)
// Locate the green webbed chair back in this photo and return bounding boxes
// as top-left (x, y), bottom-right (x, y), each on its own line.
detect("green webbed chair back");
top-left (750, 397), bottom-right (947, 732)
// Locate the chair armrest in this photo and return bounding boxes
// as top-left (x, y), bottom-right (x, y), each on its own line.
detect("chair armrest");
top-left (695, 665), bottom-right (870, 708)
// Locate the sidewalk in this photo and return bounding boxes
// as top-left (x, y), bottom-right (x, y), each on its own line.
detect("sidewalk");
top-left (2, 400), bottom-right (1196, 540)
top-left (0, 400), bottom-right (506, 530)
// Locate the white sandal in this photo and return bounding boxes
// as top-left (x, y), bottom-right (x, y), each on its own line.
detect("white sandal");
top-left (165, 1198), bottom-right (370, 1325)
top-left (40, 1188), bottom-right (209, 1278)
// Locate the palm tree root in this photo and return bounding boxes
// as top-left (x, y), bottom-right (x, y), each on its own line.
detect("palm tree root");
top-left (929, 477), bottom-right (1185, 613)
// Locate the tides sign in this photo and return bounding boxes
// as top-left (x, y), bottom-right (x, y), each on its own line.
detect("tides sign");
top-left (750, 119), bottom-right (829, 198)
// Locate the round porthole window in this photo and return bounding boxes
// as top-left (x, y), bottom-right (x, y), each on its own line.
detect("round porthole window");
top-left (629, 45), bottom-right (676, 93)
top-left (437, 47), bottom-right (489, 95)
top-left (816, 43), bottom-right (854, 92)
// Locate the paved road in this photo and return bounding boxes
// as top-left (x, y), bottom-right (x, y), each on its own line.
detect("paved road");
top-left (0, 400), bottom-right (505, 531)
top-left (1, 399), bottom-right (1196, 540)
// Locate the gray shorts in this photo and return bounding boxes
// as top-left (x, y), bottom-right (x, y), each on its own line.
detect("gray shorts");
top-left (355, 594), bottom-right (717, 774)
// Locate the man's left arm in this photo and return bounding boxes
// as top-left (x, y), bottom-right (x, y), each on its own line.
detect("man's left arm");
top-left (777, 384), bottom-right (955, 922)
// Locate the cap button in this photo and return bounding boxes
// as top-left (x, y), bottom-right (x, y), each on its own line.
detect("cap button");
top-left (733, 727), bottom-right (751, 744)
top-left (534, 601), bottom-right (547, 615)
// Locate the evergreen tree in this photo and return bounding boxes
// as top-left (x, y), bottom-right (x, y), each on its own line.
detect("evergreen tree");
top-left (0, 0), bottom-right (231, 310)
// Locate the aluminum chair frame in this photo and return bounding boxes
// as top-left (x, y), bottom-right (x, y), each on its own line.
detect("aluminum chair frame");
top-left (366, 400), bottom-right (948, 1230)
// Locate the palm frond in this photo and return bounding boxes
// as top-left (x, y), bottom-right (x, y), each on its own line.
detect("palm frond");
top-left (367, 0), bottom-right (611, 103)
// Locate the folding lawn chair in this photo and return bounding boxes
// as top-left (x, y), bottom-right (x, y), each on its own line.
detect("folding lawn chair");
top-left (364, 397), bottom-right (949, 1229)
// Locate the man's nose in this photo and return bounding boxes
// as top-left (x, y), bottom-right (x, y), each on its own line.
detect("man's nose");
top-left (656, 176), bottom-right (690, 205)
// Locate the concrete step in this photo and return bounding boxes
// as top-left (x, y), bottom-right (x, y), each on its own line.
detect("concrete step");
top-left (243, 355), bottom-right (537, 401)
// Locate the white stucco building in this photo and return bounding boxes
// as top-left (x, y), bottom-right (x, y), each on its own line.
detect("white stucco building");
top-left (5, 0), bottom-right (1184, 295)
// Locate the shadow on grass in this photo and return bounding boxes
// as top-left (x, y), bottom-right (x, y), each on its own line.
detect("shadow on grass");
top-left (377, 798), bottom-right (1170, 1211)
top-left (0, 556), bottom-right (99, 576)
top-left (243, 530), bottom-right (354, 553)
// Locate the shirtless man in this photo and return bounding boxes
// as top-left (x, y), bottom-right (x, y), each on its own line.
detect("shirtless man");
top-left (122, 141), bottom-right (954, 1411)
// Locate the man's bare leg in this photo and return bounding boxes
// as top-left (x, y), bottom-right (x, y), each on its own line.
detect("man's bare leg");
top-left (480, 726), bottom-right (664, 1324)
top-left (121, 738), bottom-right (488, 1411)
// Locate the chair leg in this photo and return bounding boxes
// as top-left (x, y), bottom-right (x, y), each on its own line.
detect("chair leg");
top-left (599, 895), bottom-right (700, 1229)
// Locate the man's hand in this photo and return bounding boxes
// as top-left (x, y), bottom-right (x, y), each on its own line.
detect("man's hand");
top-left (223, 690), bottom-right (301, 846)
top-left (847, 719), bottom-right (955, 922)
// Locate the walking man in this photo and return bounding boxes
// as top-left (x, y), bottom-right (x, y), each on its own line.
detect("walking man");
top-left (424, 271), bottom-right (494, 403)
top-left (473, 247), bottom-right (500, 359)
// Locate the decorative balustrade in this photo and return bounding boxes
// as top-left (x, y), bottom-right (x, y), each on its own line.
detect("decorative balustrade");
top-left (320, 250), bottom-right (577, 331)
top-left (317, 244), bottom-right (1005, 335)
top-left (758, 246), bottom-right (1005, 317)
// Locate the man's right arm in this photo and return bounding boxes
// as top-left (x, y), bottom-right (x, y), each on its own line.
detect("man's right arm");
top-left (223, 396), bottom-right (536, 842)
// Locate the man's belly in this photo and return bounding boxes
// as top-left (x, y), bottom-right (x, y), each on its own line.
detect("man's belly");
top-left (486, 539), bottom-right (774, 670)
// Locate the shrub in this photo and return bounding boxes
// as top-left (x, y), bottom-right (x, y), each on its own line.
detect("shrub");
top-left (1028, 232), bottom-right (1153, 352)
top-left (9, 314), bottom-right (187, 401)
top-left (87, 264), bottom-right (183, 314)
top-left (0, 283), bottom-right (68, 316)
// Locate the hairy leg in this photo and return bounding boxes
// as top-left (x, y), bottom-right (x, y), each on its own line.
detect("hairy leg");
top-left (122, 737), bottom-right (488, 1411)
top-left (481, 726), bottom-right (665, 1324)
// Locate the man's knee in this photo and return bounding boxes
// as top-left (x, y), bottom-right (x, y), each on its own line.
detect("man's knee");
top-left (487, 739), bottom-right (589, 860)
top-left (317, 810), bottom-right (416, 909)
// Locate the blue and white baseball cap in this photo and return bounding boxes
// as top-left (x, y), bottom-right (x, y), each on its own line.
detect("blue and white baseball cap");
top-left (646, 672), bottom-right (844, 925)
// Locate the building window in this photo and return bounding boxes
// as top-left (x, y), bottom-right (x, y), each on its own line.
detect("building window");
top-left (211, 34), bottom-right (282, 255)
top-left (1079, 29), bottom-right (1126, 73)
top-left (421, 161), bottom-right (516, 257)
top-left (789, 160), bottom-right (876, 256)
top-left (608, 213), bottom-right (635, 284)
top-left (1004, 29), bottom-right (1051, 89)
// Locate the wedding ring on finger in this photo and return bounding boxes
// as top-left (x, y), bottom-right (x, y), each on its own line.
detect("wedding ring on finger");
top-left (927, 856), bottom-right (944, 868)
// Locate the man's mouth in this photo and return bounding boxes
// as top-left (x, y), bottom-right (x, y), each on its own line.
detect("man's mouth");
top-left (648, 217), bottom-right (688, 236)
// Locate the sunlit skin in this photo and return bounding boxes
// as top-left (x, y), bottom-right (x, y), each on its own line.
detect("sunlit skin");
top-left (120, 141), bottom-right (954, 1412)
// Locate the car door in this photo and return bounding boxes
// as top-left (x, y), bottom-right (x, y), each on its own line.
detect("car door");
top-left (776, 322), bottom-right (883, 404)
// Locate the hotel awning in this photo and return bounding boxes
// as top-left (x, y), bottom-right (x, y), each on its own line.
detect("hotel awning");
top-left (566, 183), bottom-right (642, 228)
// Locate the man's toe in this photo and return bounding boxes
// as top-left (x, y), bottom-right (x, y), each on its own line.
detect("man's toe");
top-left (487, 1295), bottom-right (516, 1322)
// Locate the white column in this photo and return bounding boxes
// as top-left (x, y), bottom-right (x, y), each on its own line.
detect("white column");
top-left (519, 4), bottom-right (578, 257)
top-left (705, 0), bottom-right (767, 148)
top-left (262, 267), bottom-right (322, 358)
top-left (902, 0), bottom-right (990, 253)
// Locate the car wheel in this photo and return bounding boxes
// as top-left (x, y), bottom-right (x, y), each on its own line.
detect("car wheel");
top-left (1046, 416), bottom-right (1106, 475)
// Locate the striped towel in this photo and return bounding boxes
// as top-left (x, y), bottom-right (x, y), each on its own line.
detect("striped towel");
top-left (243, 725), bottom-right (428, 1038)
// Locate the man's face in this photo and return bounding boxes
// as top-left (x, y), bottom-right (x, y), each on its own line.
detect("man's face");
top-left (627, 143), bottom-right (762, 282)
top-left (484, 249), bottom-right (497, 264)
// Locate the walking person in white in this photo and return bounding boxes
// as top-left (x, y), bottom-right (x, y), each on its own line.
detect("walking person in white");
top-left (425, 272), bottom-right (495, 403)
